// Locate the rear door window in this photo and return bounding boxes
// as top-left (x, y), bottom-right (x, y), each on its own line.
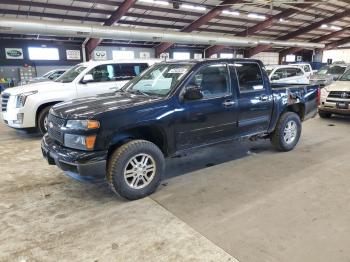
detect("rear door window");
top-left (234, 62), bottom-right (264, 92)
top-left (114, 63), bottom-right (149, 81)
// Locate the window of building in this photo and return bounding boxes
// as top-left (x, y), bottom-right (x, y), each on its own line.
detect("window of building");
top-left (173, 52), bottom-right (190, 60)
top-left (220, 53), bottom-right (234, 58)
top-left (28, 47), bottom-right (59, 60)
top-left (286, 55), bottom-right (296, 62)
top-left (112, 50), bottom-right (135, 60)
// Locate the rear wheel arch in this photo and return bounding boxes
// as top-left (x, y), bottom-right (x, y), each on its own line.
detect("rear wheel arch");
top-left (285, 103), bottom-right (305, 121)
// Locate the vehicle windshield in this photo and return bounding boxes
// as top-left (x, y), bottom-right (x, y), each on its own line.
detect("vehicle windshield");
top-left (55, 65), bottom-right (87, 83)
top-left (122, 63), bottom-right (193, 96)
top-left (339, 70), bottom-right (350, 81)
top-left (316, 65), bottom-right (346, 75)
top-left (42, 71), bottom-right (54, 78)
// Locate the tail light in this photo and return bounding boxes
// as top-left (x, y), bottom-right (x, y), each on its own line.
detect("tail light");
top-left (317, 87), bottom-right (321, 105)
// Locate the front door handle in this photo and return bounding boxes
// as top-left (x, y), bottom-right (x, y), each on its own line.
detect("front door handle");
top-left (259, 95), bottom-right (269, 101)
top-left (223, 100), bottom-right (235, 107)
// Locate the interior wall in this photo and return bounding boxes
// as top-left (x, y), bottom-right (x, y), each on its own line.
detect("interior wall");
top-left (322, 49), bottom-right (350, 63)
top-left (251, 52), bottom-right (279, 65)
top-left (93, 46), bottom-right (155, 60)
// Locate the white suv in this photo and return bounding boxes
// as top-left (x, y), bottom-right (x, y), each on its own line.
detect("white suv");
top-left (319, 69), bottom-right (350, 118)
top-left (266, 65), bottom-right (309, 84)
top-left (1, 59), bottom-right (159, 134)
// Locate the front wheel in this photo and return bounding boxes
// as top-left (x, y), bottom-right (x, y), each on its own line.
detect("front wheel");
top-left (270, 112), bottom-right (302, 152)
top-left (107, 140), bottom-right (165, 200)
top-left (37, 106), bottom-right (52, 135)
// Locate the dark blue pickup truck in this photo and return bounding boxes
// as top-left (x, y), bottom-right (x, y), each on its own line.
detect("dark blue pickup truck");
top-left (42, 59), bottom-right (319, 200)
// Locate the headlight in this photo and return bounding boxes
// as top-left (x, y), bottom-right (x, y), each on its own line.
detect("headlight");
top-left (64, 134), bottom-right (96, 151)
top-left (321, 87), bottom-right (329, 97)
top-left (66, 120), bottom-right (100, 130)
top-left (16, 91), bottom-right (38, 108)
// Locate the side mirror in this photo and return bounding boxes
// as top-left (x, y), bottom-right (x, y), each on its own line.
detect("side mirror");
top-left (183, 85), bottom-right (203, 101)
top-left (81, 74), bottom-right (94, 84)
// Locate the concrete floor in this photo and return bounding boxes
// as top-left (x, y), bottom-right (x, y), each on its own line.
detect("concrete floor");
top-left (1, 115), bottom-right (350, 262)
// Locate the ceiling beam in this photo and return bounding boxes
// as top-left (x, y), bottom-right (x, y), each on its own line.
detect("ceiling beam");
top-left (279, 27), bottom-right (350, 58)
top-left (205, 3), bottom-right (311, 57)
top-left (247, 9), bottom-right (350, 57)
top-left (325, 36), bottom-right (350, 50)
top-left (155, 0), bottom-right (242, 57)
top-left (85, 0), bottom-right (137, 58)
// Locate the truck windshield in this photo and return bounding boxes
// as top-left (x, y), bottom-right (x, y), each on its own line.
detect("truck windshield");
top-left (55, 65), bottom-right (86, 83)
top-left (317, 65), bottom-right (346, 75)
top-left (122, 63), bottom-right (193, 96)
top-left (339, 70), bottom-right (350, 81)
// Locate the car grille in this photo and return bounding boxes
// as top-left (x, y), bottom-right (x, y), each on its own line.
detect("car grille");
top-left (1, 93), bottom-right (10, 112)
top-left (47, 113), bottom-right (65, 144)
top-left (328, 91), bottom-right (350, 99)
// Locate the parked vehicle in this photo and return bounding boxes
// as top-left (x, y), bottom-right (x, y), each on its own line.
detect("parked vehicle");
top-left (18, 69), bottom-right (67, 86)
top-left (1, 59), bottom-right (159, 134)
top-left (309, 64), bottom-right (350, 87)
top-left (318, 69), bottom-right (350, 118)
top-left (290, 63), bottom-right (313, 77)
top-left (41, 59), bottom-right (319, 200)
top-left (266, 65), bottom-right (309, 84)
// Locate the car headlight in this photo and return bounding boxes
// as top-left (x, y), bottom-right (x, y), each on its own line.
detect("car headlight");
top-left (16, 91), bottom-right (38, 108)
top-left (321, 87), bottom-right (329, 98)
top-left (66, 120), bottom-right (100, 130)
top-left (64, 134), bottom-right (97, 151)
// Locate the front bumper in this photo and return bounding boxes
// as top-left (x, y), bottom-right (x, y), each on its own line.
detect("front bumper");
top-left (319, 98), bottom-right (350, 115)
top-left (41, 134), bottom-right (107, 180)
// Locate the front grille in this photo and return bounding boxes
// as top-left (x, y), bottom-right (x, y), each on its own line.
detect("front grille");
top-left (1, 93), bottom-right (10, 112)
top-left (328, 91), bottom-right (350, 99)
top-left (47, 113), bottom-right (65, 144)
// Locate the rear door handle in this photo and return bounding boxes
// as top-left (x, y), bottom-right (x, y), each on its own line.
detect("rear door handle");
top-left (223, 100), bottom-right (235, 107)
top-left (259, 95), bottom-right (269, 101)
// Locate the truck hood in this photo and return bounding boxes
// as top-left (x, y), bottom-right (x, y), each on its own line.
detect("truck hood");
top-left (309, 74), bottom-right (334, 81)
top-left (51, 92), bottom-right (162, 119)
top-left (5, 81), bottom-right (64, 96)
top-left (325, 81), bottom-right (350, 92)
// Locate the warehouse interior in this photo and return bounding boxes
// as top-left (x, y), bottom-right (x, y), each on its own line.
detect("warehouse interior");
top-left (1, 0), bottom-right (350, 261)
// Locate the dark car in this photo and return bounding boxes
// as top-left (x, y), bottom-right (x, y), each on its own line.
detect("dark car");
top-left (42, 59), bottom-right (319, 200)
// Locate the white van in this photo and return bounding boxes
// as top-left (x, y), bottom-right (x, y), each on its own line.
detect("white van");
top-left (1, 59), bottom-right (159, 134)
top-left (266, 65), bottom-right (309, 84)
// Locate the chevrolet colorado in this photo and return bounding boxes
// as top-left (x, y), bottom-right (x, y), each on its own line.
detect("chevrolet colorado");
top-left (41, 59), bottom-right (319, 200)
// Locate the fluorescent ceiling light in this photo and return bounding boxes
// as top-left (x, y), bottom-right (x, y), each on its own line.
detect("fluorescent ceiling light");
top-left (321, 24), bottom-right (328, 28)
top-left (222, 10), bottom-right (240, 16)
top-left (279, 18), bottom-right (287, 22)
top-left (247, 13), bottom-right (266, 20)
top-left (181, 4), bottom-right (206, 11)
top-left (139, 0), bottom-right (169, 5)
top-left (330, 25), bottom-right (342, 30)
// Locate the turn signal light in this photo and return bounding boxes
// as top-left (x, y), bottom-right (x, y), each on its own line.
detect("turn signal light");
top-left (87, 120), bottom-right (100, 129)
top-left (85, 135), bottom-right (97, 150)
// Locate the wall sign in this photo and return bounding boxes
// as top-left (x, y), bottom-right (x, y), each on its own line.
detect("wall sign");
top-left (66, 50), bottom-right (81, 60)
top-left (5, 48), bottom-right (24, 59)
top-left (93, 50), bottom-right (107, 61)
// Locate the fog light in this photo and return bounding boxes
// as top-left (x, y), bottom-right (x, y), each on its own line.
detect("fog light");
top-left (13, 113), bottom-right (24, 124)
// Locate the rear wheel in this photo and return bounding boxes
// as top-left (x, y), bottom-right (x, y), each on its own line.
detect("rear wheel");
top-left (37, 106), bottom-right (52, 135)
top-left (270, 112), bottom-right (301, 152)
top-left (107, 140), bottom-right (165, 200)
top-left (318, 110), bottom-right (332, 119)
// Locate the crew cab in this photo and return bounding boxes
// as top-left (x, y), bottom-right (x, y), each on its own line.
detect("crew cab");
top-left (1, 59), bottom-right (158, 134)
top-left (319, 69), bottom-right (350, 118)
top-left (41, 59), bottom-right (319, 200)
top-left (266, 65), bottom-right (309, 84)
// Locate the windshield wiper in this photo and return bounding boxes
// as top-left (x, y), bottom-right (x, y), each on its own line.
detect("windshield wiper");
top-left (127, 89), bottom-right (151, 96)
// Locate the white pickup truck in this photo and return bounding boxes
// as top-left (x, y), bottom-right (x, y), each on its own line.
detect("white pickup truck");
top-left (1, 59), bottom-right (158, 134)
top-left (266, 65), bottom-right (309, 84)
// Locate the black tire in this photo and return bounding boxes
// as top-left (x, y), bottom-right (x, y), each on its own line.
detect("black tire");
top-left (318, 110), bottom-right (332, 119)
top-left (270, 112), bottom-right (302, 152)
top-left (37, 106), bottom-right (51, 135)
top-left (107, 140), bottom-right (165, 200)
